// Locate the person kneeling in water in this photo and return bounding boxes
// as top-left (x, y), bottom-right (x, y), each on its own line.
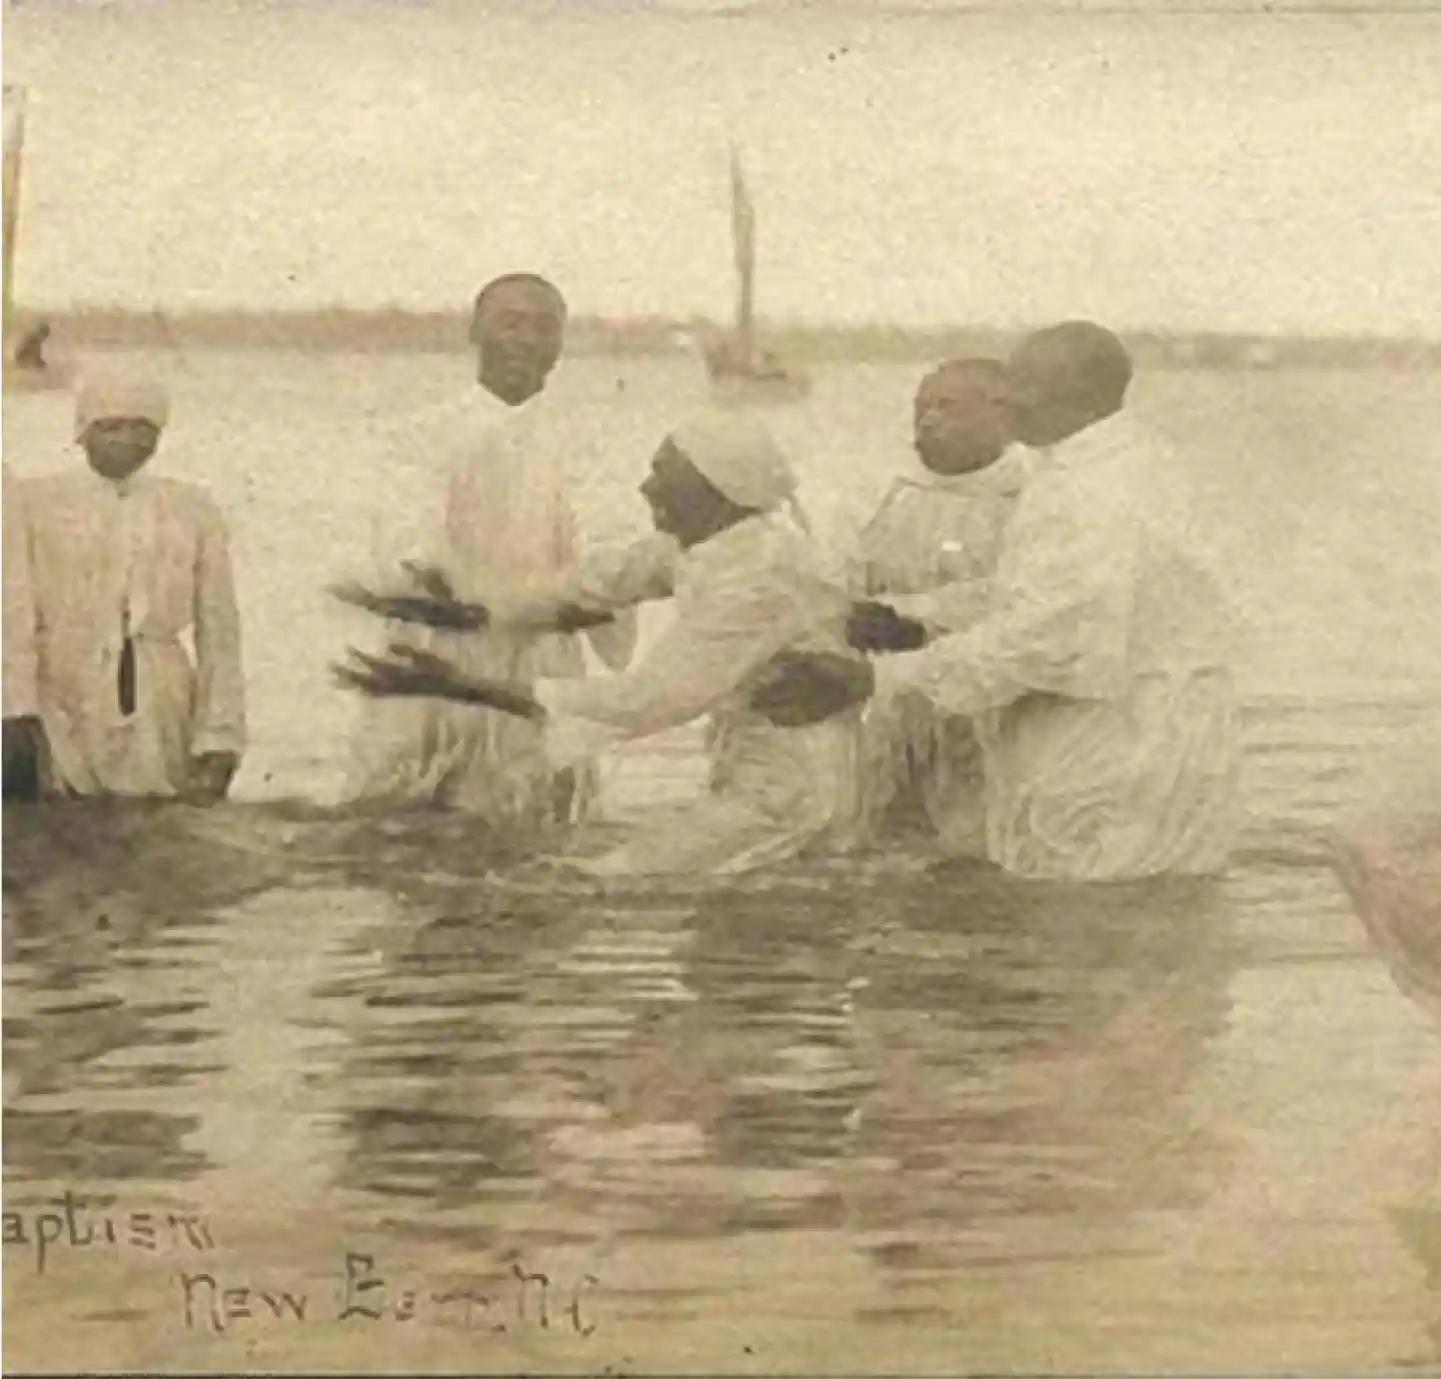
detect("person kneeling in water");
top-left (337, 412), bottom-right (873, 876)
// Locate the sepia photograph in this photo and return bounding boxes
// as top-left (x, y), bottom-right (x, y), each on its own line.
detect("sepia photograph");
top-left (2, 0), bottom-right (1439, 1373)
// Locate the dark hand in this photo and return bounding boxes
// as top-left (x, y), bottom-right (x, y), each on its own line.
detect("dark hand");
top-left (552, 602), bottom-right (618, 634)
top-left (399, 561), bottom-right (458, 601)
top-left (333, 643), bottom-right (544, 720)
top-left (329, 580), bottom-right (489, 632)
top-left (846, 600), bottom-right (929, 654)
top-left (186, 752), bottom-right (239, 806)
top-left (748, 652), bottom-right (876, 727)
top-left (3, 715), bottom-right (49, 801)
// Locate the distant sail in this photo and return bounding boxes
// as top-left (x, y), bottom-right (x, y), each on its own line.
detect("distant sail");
top-left (729, 143), bottom-right (755, 346)
top-left (3, 85), bottom-right (26, 349)
top-left (705, 141), bottom-right (810, 403)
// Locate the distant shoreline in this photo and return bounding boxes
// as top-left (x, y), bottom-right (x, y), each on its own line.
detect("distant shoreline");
top-left (12, 308), bottom-right (1441, 370)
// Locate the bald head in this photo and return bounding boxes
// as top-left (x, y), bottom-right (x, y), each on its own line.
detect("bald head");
top-left (913, 357), bottom-right (1012, 475)
top-left (1008, 321), bottom-right (1133, 448)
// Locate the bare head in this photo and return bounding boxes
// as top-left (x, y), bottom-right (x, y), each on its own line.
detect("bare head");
top-left (469, 273), bottom-right (567, 405)
top-left (1008, 321), bottom-right (1132, 448)
top-left (912, 357), bottom-right (1011, 476)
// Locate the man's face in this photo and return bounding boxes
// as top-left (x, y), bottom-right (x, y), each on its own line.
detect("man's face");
top-left (472, 281), bottom-right (565, 404)
top-left (82, 418), bottom-right (161, 482)
top-left (639, 441), bottom-right (727, 547)
top-left (913, 367), bottom-right (1012, 475)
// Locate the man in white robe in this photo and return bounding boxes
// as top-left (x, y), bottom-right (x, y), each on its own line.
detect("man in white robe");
top-left (848, 357), bottom-right (1032, 853)
top-left (339, 413), bottom-right (870, 876)
top-left (873, 322), bottom-right (1240, 881)
top-left (19, 376), bottom-right (246, 801)
top-left (344, 273), bottom-right (634, 825)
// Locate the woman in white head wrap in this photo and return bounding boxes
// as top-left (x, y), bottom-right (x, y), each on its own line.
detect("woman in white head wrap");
top-left (19, 372), bottom-right (246, 800)
top-left (340, 410), bottom-right (867, 875)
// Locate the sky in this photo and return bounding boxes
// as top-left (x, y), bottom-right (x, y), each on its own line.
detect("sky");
top-left (4, 0), bottom-right (1440, 332)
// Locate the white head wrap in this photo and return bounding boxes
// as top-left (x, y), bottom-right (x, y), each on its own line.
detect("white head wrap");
top-left (75, 374), bottom-right (171, 441)
top-left (668, 410), bottom-right (811, 532)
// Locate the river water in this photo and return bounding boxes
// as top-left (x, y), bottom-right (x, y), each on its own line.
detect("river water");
top-left (3, 353), bottom-right (1440, 1372)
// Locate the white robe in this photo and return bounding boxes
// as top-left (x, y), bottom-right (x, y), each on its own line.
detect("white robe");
top-left (344, 380), bottom-right (633, 824)
top-left (3, 465), bottom-right (40, 719)
top-left (535, 513), bottom-right (863, 876)
top-left (877, 412), bottom-right (1240, 881)
top-left (1329, 718), bottom-right (1441, 1027)
top-left (850, 451), bottom-right (1031, 853)
top-left (19, 468), bottom-right (245, 798)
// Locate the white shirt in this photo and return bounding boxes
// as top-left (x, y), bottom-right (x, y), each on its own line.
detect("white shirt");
top-left (535, 512), bottom-right (854, 762)
top-left (877, 411), bottom-right (1240, 880)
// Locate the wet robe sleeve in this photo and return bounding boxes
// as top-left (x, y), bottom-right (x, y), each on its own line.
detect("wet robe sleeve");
top-left (881, 578), bottom-right (993, 636)
top-left (482, 531), bottom-right (677, 677)
top-left (534, 535), bottom-right (808, 763)
top-left (554, 488), bottom-right (642, 673)
top-left (877, 468), bottom-right (1138, 717)
top-left (190, 498), bottom-right (247, 758)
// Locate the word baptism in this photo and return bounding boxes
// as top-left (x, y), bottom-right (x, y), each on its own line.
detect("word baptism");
top-left (2, 1191), bottom-right (215, 1276)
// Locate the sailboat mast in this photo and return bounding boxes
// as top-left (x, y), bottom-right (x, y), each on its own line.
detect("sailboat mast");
top-left (3, 85), bottom-right (27, 355)
top-left (729, 143), bottom-right (756, 354)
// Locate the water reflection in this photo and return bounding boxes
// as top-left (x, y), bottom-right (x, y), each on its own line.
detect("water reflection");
top-left (4, 695), bottom-right (1441, 1365)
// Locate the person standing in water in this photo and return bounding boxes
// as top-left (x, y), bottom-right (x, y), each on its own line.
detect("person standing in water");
top-left (344, 272), bottom-right (634, 824)
top-left (17, 376), bottom-right (245, 802)
top-left (846, 357), bottom-right (1031, 854)
top-left (871, 322), bottom-right (1240, 881)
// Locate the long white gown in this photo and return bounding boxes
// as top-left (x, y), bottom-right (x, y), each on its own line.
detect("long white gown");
top-left (877, 411), bottom-right (1241, 881)
top-left (850, 450), bottom-right (1031, 853)
top-left (344, 380), bottom-right (634, 826)
top-left (19, 468), bottom-right (245, 797)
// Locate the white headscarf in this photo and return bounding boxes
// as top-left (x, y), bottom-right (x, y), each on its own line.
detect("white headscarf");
top-left (75, 373), bottom-right (171, 441)
top-left (669, 410), bottom-right (810, 532)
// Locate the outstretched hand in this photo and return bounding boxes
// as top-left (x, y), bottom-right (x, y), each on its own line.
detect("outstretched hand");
top-left (332, 643), bottom-right (543, 720)
top-left (400, 561), bottom-right (458, 601)
top-left (551, 602), bottom-right (619, 633)
top-left (328, 579), bottom-right (489, 632)
top-left (748, 651), bottom-right (876, 727)
top-left (845, 600), bottom-right (929, 654)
